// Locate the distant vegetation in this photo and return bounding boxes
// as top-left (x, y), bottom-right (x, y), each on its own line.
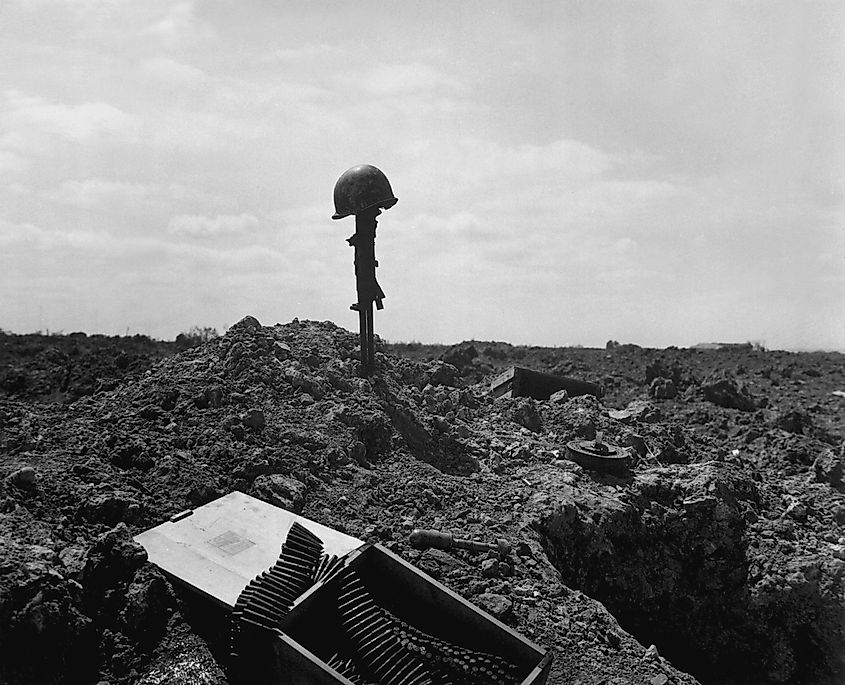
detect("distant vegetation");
top-left (175, 326), bottom-right (220, 350)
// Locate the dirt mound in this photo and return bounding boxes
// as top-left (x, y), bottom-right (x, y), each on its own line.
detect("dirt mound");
top-left (0, 321), bottom-right (843, 685)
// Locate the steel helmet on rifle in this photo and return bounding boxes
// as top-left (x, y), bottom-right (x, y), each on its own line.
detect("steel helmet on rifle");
top-left (331, 164), bottom-right (398, 220)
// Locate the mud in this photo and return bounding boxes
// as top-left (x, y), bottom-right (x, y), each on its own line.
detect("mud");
top-left (1, 321), bottom-right (843, 685)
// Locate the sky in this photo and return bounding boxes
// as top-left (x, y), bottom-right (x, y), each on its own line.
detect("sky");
top-left (1, 0), bottom-right (843, 350)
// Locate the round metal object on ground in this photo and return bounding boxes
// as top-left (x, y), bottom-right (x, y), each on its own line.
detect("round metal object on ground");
top-left (565, 438), bottom-right (630, 474)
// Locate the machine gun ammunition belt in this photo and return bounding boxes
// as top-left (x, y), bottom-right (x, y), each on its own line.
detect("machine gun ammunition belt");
top-left (335, 568), bottom-right (519, 685)
top-left (230, 522), bottom-right (325, 673)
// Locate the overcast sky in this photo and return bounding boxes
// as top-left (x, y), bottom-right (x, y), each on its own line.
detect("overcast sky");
top-left (1, 1), bottom-right (843, 350)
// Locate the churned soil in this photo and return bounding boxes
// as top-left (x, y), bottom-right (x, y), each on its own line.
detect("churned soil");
top-left (1, 319), bottom-right (843, 685)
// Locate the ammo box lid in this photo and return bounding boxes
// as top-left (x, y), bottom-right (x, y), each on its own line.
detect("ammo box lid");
top-left (134, 491), bottom-right (363, 608)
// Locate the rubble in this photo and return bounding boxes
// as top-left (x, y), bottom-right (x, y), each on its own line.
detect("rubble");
top-left (0, 321), bottom-right (843, 685)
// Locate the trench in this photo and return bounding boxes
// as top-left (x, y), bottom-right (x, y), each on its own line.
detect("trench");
top-left (533, 495), bottom-right (839, 685)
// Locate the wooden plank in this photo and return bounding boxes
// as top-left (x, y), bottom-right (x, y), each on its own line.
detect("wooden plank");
top-left (134, 491), bottom-right (363, 608)
top-left (490, 366), bottom-right (516, 398)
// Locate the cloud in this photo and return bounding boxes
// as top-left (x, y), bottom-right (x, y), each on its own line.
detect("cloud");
top-left (1, 90), bottom-right (138, 152)
top-left (0, 217), bottom-right (100, 249)
top-left (361, 62), bottom-right (463, 95)
top-left (0, 150), bottom-right (29, 175)
top-left (139, 57), bottom-right (207, 86)
top-left (44, 179), bottom-right (155, 207)
top-left (167, 212), bottom-right (259, 238)
top-left (142, 1), bottom-right (213, 45)
top-left (265, 43), bottom-right (338, 62)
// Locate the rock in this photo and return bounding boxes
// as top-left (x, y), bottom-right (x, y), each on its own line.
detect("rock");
top-left (7, 466), bottom-right (36, 488)
top-left (609, 400), bottom-right (661, 424)
top-left (650, 675), bottom-right (669, 685)
top-left (642, 644), bottom-right (660, 661)
top-left (549, 389), bottom-right (569, 404)
top-left (79, 491), bottom-right (141, 524)
top-left (417, 549), bottom-right (466, 580)
top-left (813, 450), bottom-right (843, 486)
top-left (511, 398), bottom-right (542, 433)
top-left (701, 372), bottom-right (757, 411)
top-left (499, 562), bottom-right (513, 577)
top-left (785, 501), bottom-right (808, 522)
top-left (476, 593), bottom-right (513, 620)
top-left (514, 541), bottom-right (532, 557)
top-left (188, 484), bottom-right (222, 506)
top-left (349, 441), bottom-right (369, 466)
top-left (241, 409), bottom-right (266, 431)
top-left (229, 315), bottom-right (261, 331)
top-left (427, 361), bottom-right (460, 387)
top-left (251, 474), bottom-right (307, 513)
top-left (119, 565), bottom-right (176, 646)
top-left (193, 387), bottom-right (223, 409)
top-left (480, 558), bottom-right (500, 577)
top-left (58, 545), bottom-right (87, 578)
top-left (775, 410), bottom-right (811, 435)
top-left (649, 377), bottom-right (677, 399)
top-left (273, 341), bottom-right (291, 360)
top-left (81, 523), bottom-right (148, 593)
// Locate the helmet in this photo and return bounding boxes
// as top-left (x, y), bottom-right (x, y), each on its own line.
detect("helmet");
top-left (332, 164), bottom-right (398, 220)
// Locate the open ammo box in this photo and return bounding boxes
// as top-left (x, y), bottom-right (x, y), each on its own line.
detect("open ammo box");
top-left (136, 492), bottom-right (552, 684)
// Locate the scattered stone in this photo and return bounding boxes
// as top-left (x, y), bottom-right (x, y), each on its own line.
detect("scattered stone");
top-left (785, 500), bottom-right (808, 522)
top-left (480, 558), bottom-right (500, 577)
top-left (642, 644), bottom-right (660, 661)
top-left (349, 441), bottom-right (369, 467)
top-left (701, 372), bottom-right (757, 411)
top-left (193, 387), bottom-right (223, 409)
top-left (250, 474), bottom-right (307, 513)
top-left (475, 593), bottom-right (513, 620)
top-left (775, 410), bottom-right (811, 435)
top-left (813, 450), bottom-right (843, 487)
top-left (119, 564), bottom-right (176, 646)
top-left (549, 389), bottom-right (569, 404)
top-left (417, 549), bottom-right (466, 580)
top-left (229, 315), bottom-right (261, 331)
top-left (514, 541), bottom-right (532, 557)
top-left (241, 409), bottom-right (266, 431)
top-left (82, 523), bottom-right (148, 591)
top-left (427, 361), bottom-right (460, 387)
top-left (609, 400), bottom-right (661, 424)
top-left (58, 545), bottom-right (87, 578)
top-left (649, 377), bottom-right (677, 399)
top-left (79, 491), bottom-right (142, 525)
top-left (274, 341), bottom-right (291, 360)
top-left (511, 398), bottom-right (542, 433)
top-left (7, 466), bottom-right (36, 488)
